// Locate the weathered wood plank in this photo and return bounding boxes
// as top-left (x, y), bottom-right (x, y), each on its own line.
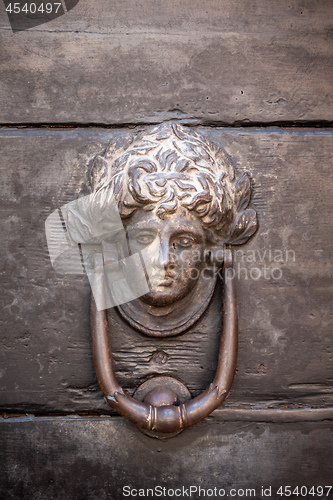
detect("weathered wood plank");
top-left (1, 416), bottom-right (332, 500)
top-left (0, 0), bottom-right (332, 124)
top-left (0, 127), bottom-right (332, 413)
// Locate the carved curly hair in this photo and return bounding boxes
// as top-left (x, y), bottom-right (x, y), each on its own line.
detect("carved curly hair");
top-left (89, 123), bottom-right (257, 245)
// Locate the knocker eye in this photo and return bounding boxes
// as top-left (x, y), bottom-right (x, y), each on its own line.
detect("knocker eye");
top-left (135, 233), bottom-right (156, 246)
top-left (175, 236), bottom-right (193, 248)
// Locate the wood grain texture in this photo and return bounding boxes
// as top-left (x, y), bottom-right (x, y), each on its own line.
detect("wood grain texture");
top-left (0, 127), bottom-right (332, 413)
top-left (1, 416), bottom-right (332, 499)
top-left (0, 0), bottom-right (332, 125)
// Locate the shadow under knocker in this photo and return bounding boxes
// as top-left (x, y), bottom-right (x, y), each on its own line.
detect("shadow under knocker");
top-left (46, 122), bottom-right (257, 437)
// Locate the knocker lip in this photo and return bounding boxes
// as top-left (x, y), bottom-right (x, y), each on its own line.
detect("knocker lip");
top-left (156, 278), bottom-right (173, 287)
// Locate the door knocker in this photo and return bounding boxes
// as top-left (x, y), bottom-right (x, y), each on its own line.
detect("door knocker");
top-left (46, 123), bottom-right (257, 436)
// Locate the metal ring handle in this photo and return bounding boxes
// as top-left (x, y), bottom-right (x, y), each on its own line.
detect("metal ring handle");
top-left (90, 249), bottom-right (238, 433)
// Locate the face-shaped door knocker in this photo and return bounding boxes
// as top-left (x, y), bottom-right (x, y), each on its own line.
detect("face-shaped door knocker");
top-left (46, 124), bottom-right (257, 436)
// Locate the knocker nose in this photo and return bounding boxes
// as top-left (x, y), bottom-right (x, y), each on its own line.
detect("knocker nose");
top-left (153, 239), bottom-right (174, 270)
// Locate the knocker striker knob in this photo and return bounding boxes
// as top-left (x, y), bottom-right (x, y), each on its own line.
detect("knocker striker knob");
top-left (143, 386), bottom-right (178, 407)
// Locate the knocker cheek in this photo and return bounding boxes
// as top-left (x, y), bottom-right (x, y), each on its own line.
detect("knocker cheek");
top-left (187, 266), bottom-right (201, 281)
top-left (201, 265), bottom-right (220, 280)
top-left (177, 247), bottom-right (203, 264)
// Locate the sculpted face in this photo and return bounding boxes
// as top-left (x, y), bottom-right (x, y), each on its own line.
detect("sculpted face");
top-left (76, 123), bottom-right (257, 333)
top-left (45, 123), bottom-right (257, 336)
top-left (124, 208), bottom-right (206, 307)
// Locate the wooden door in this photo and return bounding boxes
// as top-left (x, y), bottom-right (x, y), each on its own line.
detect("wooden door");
top-left (1, 2), bottom-right (332, 498)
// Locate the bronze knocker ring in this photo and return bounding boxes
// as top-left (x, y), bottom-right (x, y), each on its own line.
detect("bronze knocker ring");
top-left (90, 249), bottom-right (237, 436)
